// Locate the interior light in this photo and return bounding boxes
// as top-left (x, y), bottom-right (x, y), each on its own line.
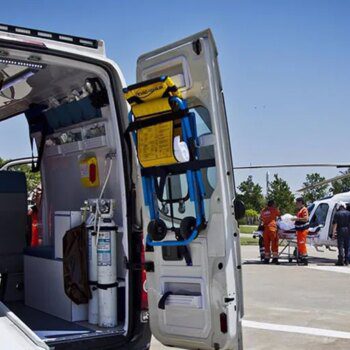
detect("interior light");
top-left (0, 58), bottom-right (44, 70)
top-left (0, 58), bottom-right (45, 94)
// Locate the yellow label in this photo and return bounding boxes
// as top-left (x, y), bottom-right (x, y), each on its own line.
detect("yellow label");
top-left (137, 121), bottom-right (176, 167)
top-left (79, 156), bottom-right (100, 188)
top-left (124, 76), bottom-right (183, 168)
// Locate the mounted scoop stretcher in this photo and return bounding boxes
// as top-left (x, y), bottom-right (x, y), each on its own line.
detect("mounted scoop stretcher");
top-left (123, 76), bottom-right (213, 250)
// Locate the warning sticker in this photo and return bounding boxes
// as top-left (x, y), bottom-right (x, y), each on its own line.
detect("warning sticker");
top-left (137, 121), bottom-right (175, 167)
top-left (97, 232), bottom-right (111, 266)
top-left (80, 163), bottom-right (89, 177)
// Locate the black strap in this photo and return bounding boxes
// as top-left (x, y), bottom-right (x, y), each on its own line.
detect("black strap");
top-left (141, 158), bottom-right (216, 177)
top-left (30, 130), bottom-right (47, 173)
top-left (179, 246), bottom-right (193, 266)
top-left (0, 272), bottom-right (8, 302)
top-left (126, 109), bottom-right (188, 134)
top-left (295, 222), bottom-right (310, 231)
top-left (154, 175), bottom-right (167, 201)
top-left (97, 226), bottom-right (118, 232)
top-left (158, 291), bottom-right (173, 310)
top-left (162, 85), bottom-right (178, 98)
top-left (126, 95), bottom-right (143, 105)
top-left (97, 281), bottom-right (118, 290)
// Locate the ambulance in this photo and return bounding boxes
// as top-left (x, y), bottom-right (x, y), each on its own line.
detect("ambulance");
top-left (0, 24), bottom-right (244, 350)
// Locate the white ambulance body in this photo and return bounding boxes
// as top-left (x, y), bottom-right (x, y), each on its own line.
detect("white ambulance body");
top-left (0, 24), bottom-right (243, 350)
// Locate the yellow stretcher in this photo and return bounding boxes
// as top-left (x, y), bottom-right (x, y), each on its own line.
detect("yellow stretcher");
top-left (123, 76), bottom-right (183, 168)
top-left (123, 76), bottom-right (210, 255)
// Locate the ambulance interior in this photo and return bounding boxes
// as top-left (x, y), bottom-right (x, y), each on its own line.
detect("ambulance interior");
top-left (0, 55), bottom-right (131, 345)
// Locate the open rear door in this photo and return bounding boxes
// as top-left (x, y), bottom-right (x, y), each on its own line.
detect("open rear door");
top-left (137, 29), bottom-right (243, 350)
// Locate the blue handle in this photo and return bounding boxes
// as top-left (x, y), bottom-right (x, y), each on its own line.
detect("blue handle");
top-left (146, 228), bottom-right (198, 247)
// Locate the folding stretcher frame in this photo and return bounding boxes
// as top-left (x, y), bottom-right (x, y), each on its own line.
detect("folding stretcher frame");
top-left (123, 76), bottom-right (213, 251)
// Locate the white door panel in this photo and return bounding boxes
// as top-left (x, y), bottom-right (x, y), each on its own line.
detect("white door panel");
top-left (137, 29), bottom-right (242, 350)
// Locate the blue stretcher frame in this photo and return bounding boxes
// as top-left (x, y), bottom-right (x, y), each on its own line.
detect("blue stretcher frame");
top-left (129, 96), bottom-right (206, 247)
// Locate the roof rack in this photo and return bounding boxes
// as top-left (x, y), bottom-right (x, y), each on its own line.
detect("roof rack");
top-left (0, 23), bottom-right (100, 49)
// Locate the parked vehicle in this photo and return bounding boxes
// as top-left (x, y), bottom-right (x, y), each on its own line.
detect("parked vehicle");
top-left (0, 24), bottom-right (243, 349)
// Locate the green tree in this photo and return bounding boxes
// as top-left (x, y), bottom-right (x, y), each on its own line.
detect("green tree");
top-left (331, 168), bottom-right (350, 194)
top-left (237, 175), bottom-right (264, 212)
top-left (0, 158), bottom-right (40, 193)
top-left (267, 174), bottom-right (295, 214)
top-left (302, 173), bottom-right (328, 203)
top-left (245, 208), bottom-right (259, 225)
top-left (13, 164), bottom-right (41, 193)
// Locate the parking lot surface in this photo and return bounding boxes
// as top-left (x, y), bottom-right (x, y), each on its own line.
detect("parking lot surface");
top-left (151, 245), bottom-right (350, 349)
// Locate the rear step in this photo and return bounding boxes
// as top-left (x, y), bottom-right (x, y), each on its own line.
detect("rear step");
top-left (0, 301), bottom-right (49, 349)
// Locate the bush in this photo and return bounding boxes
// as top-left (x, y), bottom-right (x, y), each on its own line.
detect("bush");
top-left (240, 208), bottom-right (259, 225)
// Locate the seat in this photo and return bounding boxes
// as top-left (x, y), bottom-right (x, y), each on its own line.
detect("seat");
top-left (0, 171), bottom-right (27, 301)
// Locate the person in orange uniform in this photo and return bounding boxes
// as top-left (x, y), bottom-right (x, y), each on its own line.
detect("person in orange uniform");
top-left (292, 197), bottom-right (309, 265)
top-left (27, 184), bottom-right (42, 247)
top-left (260, 200), bottom-right (281, 264)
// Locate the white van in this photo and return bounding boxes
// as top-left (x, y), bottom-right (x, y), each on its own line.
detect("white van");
top-left (0, 24), bottom-right (243, 350)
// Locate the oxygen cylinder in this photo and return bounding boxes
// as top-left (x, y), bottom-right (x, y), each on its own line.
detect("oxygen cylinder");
top-left (97, 212), bottom-right (118, 327)
top-left (87, 225), bottom-right (98, 325)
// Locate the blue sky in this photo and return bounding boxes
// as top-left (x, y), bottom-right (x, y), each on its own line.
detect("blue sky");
top-left (0, 0), bottom-right (349, 193)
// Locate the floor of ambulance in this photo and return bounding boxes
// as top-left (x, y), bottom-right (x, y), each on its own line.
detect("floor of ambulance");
top-left (6, 301), bottom-right (125, 341)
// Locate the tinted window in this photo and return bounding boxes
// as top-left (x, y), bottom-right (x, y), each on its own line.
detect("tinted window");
top-left (158, 106), bottom-right (216, 222)
top-left (309, 203), bottom-right (329, 227)
top-left (307, 203), bottom-right (315, 214)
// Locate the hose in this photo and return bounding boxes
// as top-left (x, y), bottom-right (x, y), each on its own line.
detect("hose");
top-left (99, 156), bottom-right (113, 201)
top-left (96, 155), bottom-right (114, 241)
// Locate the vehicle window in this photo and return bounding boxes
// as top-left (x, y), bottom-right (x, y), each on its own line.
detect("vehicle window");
top-left (0, 114), bottom-right (41, 195)
top-left (158, 106), bottom-right (216, 222)
top-left (309, 203), bottom-right (329, 227)
top-left (307, 203), bottom-right (315, 214)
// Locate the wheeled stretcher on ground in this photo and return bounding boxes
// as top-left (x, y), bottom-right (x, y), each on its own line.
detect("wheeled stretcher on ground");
top-left (252, 225), bottom-right (322, 262)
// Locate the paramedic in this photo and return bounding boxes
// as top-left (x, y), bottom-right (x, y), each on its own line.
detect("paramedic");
top-left (260, 200), bottom-right (281, 264)
top-left (332, 201), bottom-right (350, 266)
top-left (27, 184), bottom-right (42, 247)
top-left (292, 197), bottom-right (309, 265)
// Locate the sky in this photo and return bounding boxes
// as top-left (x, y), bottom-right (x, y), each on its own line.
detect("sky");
top-left (0, 0), bottom-right (349, 193)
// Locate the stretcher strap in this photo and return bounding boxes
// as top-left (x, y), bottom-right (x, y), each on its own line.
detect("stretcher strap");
top-left (125, 109), bottom-right (188, 133)
top-left (124, 76), bottom-right (185, 168)
top-left (30, 131), bottom-right (47, 173)
top-left (123, 76), bottom-right (181, 103)
top-left (141, 158), bottom-right (216, 177)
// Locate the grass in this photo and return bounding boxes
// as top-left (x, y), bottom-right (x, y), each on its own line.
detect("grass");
top-left (239, 225), bottom-right (259, 245)
top-left (239, 225), bottom-right (258, 234)
top-left (240, 235), bottom-right (258, 246)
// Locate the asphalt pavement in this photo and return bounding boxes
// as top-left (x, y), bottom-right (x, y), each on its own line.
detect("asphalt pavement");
top-left (151, 244), bottom-right (350, 349)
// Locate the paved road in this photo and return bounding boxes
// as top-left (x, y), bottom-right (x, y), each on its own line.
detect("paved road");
top-left (151, 245), bottom-right (350, 349)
